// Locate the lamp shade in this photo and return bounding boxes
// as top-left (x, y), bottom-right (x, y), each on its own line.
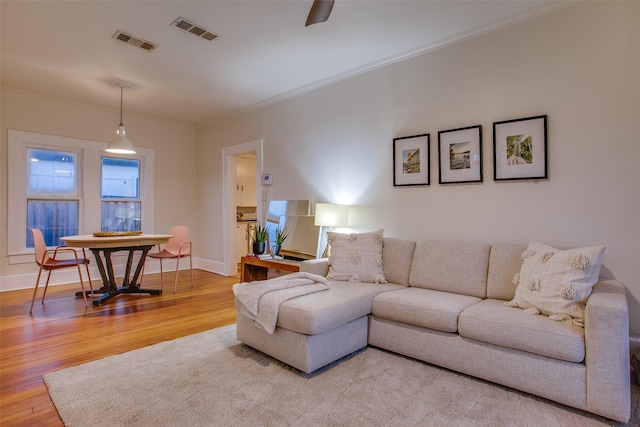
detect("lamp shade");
top-left (106, 125), bottom-right (136, 154)
top-left (314, 203), bottom-right (349, 227)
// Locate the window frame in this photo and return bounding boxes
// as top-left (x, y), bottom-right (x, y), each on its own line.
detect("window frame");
top-left (24, 146), bottom-right (82, 247)
top-left (7, 130), bottom-right (155, 264)
top-left (100, 156), bottom-right (143, 232)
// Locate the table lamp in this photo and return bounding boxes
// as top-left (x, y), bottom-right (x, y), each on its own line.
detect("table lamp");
top-left (314, 203), bottom-right (349, 258)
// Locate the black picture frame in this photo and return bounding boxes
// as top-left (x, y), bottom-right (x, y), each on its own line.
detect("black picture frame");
top-left (438, 125), bottom-right (482, 184)
top-left (493, 115), bottom-right (548, 181)
top-left (393, 134), bottom-right (430, 186)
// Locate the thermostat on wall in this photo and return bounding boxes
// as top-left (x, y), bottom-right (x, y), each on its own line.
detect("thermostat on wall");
top-left (261, 174), bottom-right (272, 185)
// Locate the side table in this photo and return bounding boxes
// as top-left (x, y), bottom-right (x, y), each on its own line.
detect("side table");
top-left (240, 256), bottom-right (301, 282)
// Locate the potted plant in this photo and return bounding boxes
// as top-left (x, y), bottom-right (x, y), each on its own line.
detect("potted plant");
top-left (249, 222), bottom-right (268, 255)
top-left (273, 225), bottom-right (289, 256)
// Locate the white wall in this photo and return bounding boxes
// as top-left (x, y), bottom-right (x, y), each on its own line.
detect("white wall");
top-left (2, 2), bottom-right (638, 335)
top-left (0, 88), bottom-right (198, 286)
top-left (197, 2), bottom-right (640, 334)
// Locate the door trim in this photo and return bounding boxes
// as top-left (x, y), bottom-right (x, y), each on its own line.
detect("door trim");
top-left (222, 140), bottom-right (263, 276)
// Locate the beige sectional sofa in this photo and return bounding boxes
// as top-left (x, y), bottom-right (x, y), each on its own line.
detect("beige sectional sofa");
top-left (235, 238), bottom-right (630, 422)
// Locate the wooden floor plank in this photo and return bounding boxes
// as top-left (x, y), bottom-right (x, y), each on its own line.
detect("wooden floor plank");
top-left (0, 269), bottom-right (239, 426)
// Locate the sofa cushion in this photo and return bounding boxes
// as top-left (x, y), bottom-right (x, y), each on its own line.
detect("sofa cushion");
top-left (327, 229), bottom-right (386, 283)
top-left (277, 280), bottom-right (404, 335)
top-left (507, 241), bottom-right (605, 326)
top-left (459, 298), bottom-right (586, 363)
top-left (372, 287), bottom-right (482, 333)
top-left (382, 238), bottom-right (416, 286)
top-left (408, 240), bottom-right (490, 298)
top-left (487, 243), bottom-right (527, 300)
top-left (299, 258), bottom-right (329, 277)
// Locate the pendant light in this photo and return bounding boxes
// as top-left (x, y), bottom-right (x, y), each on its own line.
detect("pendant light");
top-left (106, 81), bottom-right (136, 154)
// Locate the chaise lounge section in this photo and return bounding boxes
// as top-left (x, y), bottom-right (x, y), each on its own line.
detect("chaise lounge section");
top-left (235, 237), bottom-right (630, 422)
top-left (236, 274), bottom-right (405, 374)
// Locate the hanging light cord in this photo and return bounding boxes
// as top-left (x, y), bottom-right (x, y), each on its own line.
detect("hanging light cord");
top-left (119, 86), bottom-right (124, 126)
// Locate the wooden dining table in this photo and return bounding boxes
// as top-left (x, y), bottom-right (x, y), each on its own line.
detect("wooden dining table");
top-left (61, 233), bottom-right (172, 306)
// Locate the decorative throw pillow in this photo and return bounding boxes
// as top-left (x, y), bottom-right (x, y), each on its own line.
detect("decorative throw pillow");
top-left (506, 240), bottom-right (605, 327)
top-left (326, 229), bottom-right (387, 284)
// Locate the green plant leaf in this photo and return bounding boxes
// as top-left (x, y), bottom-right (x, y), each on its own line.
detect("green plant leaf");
top-left (248, 222), bottom-right (269, 243)
top-left (275, 225), bottom-right (288, 245)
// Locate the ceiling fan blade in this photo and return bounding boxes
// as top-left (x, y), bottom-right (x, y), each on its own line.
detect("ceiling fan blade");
top-left (305, 0), bottom-right (334, 26)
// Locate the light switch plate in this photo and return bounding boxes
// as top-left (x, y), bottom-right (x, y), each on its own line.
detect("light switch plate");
top-left (261, 174), bottom-right (272, 185)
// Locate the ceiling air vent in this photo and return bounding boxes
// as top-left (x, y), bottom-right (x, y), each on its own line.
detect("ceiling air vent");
top-left (112, 31), bottom-right (158, 51)
top-left (171, 17), bottom-right (219, 41)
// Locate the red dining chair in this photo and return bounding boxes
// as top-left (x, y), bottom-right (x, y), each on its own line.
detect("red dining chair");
top-left (29, 228), bottom-right (94, 313)
top-left (146, 225), bottom-right (193, 292)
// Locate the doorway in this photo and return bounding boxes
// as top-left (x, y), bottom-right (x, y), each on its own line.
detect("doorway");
top-left (234, 152), bottom-right (257, 275)
top-left (222, 140), bottom-right (263, 276)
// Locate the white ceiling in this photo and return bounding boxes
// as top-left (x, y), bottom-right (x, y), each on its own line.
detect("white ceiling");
top-left (1, 1), bottom-right (567, 125)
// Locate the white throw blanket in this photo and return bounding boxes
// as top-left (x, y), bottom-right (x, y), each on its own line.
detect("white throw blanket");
top-left (233, 272), bottom-right (329, 334)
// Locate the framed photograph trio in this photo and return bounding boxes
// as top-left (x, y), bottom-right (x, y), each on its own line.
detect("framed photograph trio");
top-left (437, 125), bottom-right (482, 184)
top-left (393, 114), bottom-right (547, 186)
top-left (393, 134), bottom-right (430, 186)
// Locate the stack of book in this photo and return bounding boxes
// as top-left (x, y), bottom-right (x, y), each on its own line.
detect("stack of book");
top-left (246, 253), bottom-right (284, 260)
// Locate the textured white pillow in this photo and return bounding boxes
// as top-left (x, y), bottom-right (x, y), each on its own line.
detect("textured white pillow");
top-left (327, 229), bottom-right (387, 284)
top-left (506, 241), bottom-right (605, 326)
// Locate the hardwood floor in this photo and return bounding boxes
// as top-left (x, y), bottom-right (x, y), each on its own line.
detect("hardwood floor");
top-left (0, 269), bottom-right (239, 426)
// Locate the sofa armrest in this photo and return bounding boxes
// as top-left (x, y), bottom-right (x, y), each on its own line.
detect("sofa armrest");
top-left (585, 279), bottom-right (630, 422)
top-left (300, 258), bottom-right (329, 277)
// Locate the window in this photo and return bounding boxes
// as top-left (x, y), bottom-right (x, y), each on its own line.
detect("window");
top-left (8, 130), bottom-right (155, 262)
top-left (25, 148), bottom-right (80, 247)
top-left (28, 148), bottom-right (77, 194)
top-left (101, 157), bottom-right (141, 232)
top-left (26, 200), bottom-right (80, 248)
top-left (266, 200), bottom-right (287, 244)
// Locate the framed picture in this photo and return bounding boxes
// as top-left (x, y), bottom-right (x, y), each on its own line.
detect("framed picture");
top-left (393, 133), bottom-right (430, 186)
top-left (493, 115), bottom-right (548, 181)
top-left (438, 125), bottom-right (482, 184)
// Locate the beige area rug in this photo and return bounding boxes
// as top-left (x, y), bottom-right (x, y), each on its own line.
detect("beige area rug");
top-left (45, 324), bottom-right (638, 427)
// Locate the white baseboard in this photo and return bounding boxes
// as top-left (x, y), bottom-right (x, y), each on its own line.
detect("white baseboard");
top-left (0, 257), bottom-right (231, 292)
top-left (195, 258), bottom-right (227, 276)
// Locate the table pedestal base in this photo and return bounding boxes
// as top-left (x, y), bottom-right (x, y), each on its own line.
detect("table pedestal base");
top-left (75, 245), bottom-right (161, 306)
top-left (78, 285), bottom-right (162, 306)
